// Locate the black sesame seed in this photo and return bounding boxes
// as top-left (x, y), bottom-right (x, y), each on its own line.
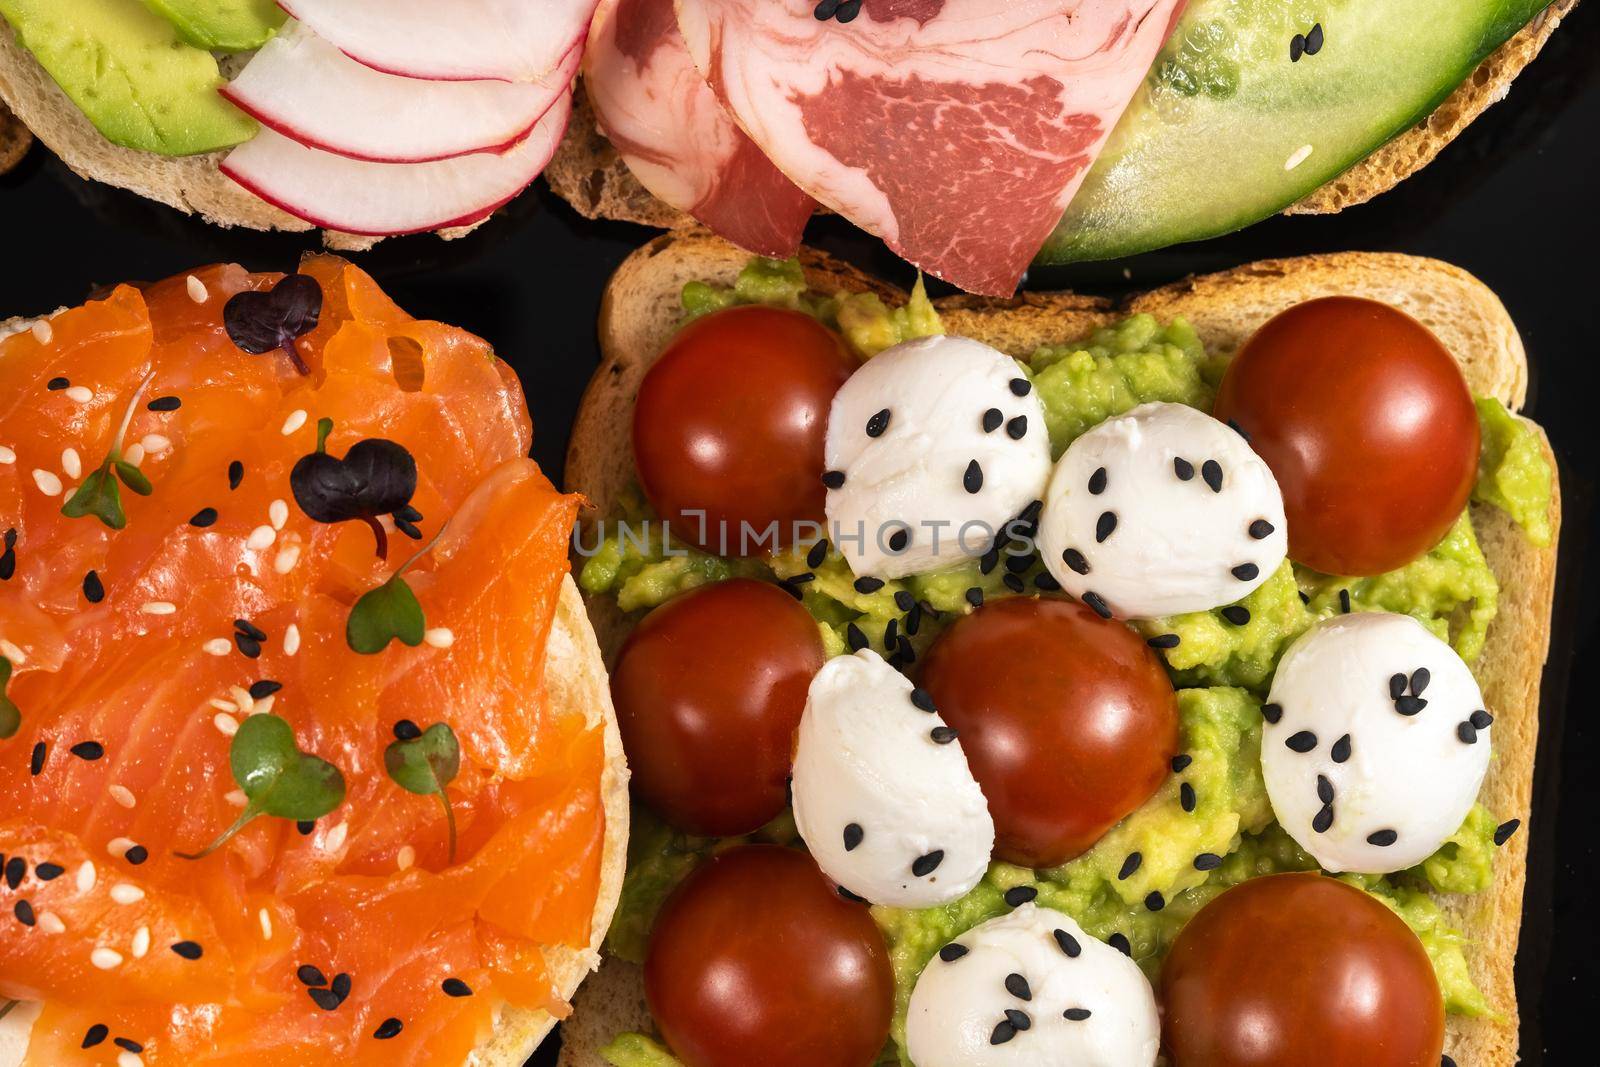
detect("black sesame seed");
top-left (930, 726), bottom-right (959, 745)
top-left (1002, 573), bottom-right (1024, 593)
top-left (1004, 1008), bottom-right (1032, 1031)
top-left (373, 1018), bottom-right (403, 1040)
top-left (1005, 416), bottom-right (1027, 440)
top-left (836, 885), bottom-right (869, 903)
top-left (1088, 467), bottom-right (1108, 495)
top-left (965, 587), bottom-right (984, 608)
top-left (1410, 667), bottom-right (1431, 695)
top-left (990, 1020), bottom-right (1017, 1046)
top-left (234, 618), bottom-right (267, 641)
top-left (171, 940), bottom-right (203, 960)
top-left (1261, 702), bottom-right (1283, 725)
top-left (1305, 21), bottom-right (1324, 54)
top-left (236, 635), bottom-right (262, 659)
top-left (14, 899), bottom-right (35, 926)
top-left (331, 973), bottom-right (352, 1001)
top-left (1095, 511), bottom-right (1117, 543)
top-left (1193, 852), bottom-right (1223, 871)
top-left (228, 461), bottom-right (244, 490)
top-left (865, 409), bottom-right (891, 438)
top-left (910, 687), bottom-right (937, 713)
top-left (854, 576), bottom-right (885, 594)
top-left (1339, 589), bottom-right (1351, 614)
top-left (939, 943), bottom-right (969, 962)
top-left (1171, 753), bottom-right (1193, 773)
top-left (81, 570), bottom-right (105, 604)
top-left (1147, 634), bottom-right (1180, 651)
top-left (1248, 519), bottom-right (1275, 540)
top-left (1313, 804), bottom-right (1335, 834)
top-left (1145, 891), bottom-right (1165, 912)
top-left (29, 741), bottom-right (45, 776)
top-left (1173, 457), bottom-right (1195, 481)
top-left (1389, 673), bottom-right (1408, 700)
top-left (113, 1038), bottom-right (143, 1054)
top-left (1062, 548), bottom-right (1090, 575)
top-left (843, 823), bottom-right (864, 851)
top-left (777, 579), bottom-right (804, 602)
top-left (1443, 1057), bottom-right (1458, 1067)
top-left (4, 856), bottom-right (22, 888)
top-left (1221, 605), bottom-right (1251, 626)
top-left (1108, 932), bottom-right (1132, 956)
top-left (124, 844), bottom-right (149, 865)
top-left (893, 590), bottom-right (915, 613)
top-left (912, 850), bottom-right (945, 877)
top-left (1180, 782), bottom-right (1196, 812)
top-left (1317, 774), bottom-right (1334, 804)
top-left (47, 377), bottom-right (69, 391)
top-left (1201, 460), bottom-right (1223, 493)
top-left (1053, 929), bottom-right (1081, 957)
top-left (822, 470), bottom-right (846, 490)
top-left (962, 460), bottom-right (984, 494)
top-left (813, 0), bottom-right (840, 18)
top-left (888, 528), bottom-right (909, 553)
top-left (1457, 721), bottom-right (1478, 744)
top-left (835, 0), bottom-right (861, 22)
top-left (1470, 709), bottom-right (1494, 730)
top-left (982, 408), bottom-right (1004, 433)
top-left (845, 624), bottom-right (868, 652)
top-left (249, 680), bottom-right (283, 699)
top-left (807, 540), bottom-right (830, 569)
top-left (906, 601), bottom-right (925, 631)
top-left (1082, 592), bottom-right (1112, 619)
top-left (980, 547), bottom-right (1000, 574)
top-left (147, 395), bottom-right (182, 412)
top-left (1290, 32), bottom-right (1305, 61)
top-left (1286, 731), bottom-right (1318, 753)
top-left (1004, 886), bottom-right (1038, 907)
top-left (1009, 378), bottom-right (1031, 397)
top-left (1117, 852), bottom-right (1142, 880)
top-left (1367, 829), bottom-right (1399, 847)
top-left (189, 507), bottom-right (218, 528)
top-left (1231, 563), bottom-right (1259, 582)
top-left (1331, 734), bottom-right (1352, 764)
top-left (297, 964), bottom-right (328, 987)
top-left (1494, 819), bottom-right (1522, 846)
top-left (1394, 695), bottom-right (1427, 716)
top-left (70, 740), bottom-right (104, 761)
top-left (1004, 972), bottom-right (1032, 1001)
top-left (442, 977), bottom-right (473, 998)
top-left (297, 821), bottom-right (316, 836)
top-left (35, 862), bottom-right (63, 881)
top-left (1064, 1007), bottom-right (1093, 1021)
top-left (83, 1024), bottom-right (109, 1049)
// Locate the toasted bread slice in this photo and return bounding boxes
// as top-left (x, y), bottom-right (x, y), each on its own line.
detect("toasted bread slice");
top-left (546, 1), bottom-right (1577, 233)
top-left (558, 230), bottom-right (1561, 1067)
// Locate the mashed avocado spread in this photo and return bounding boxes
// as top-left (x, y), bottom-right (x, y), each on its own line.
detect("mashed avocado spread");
top-left (587, 259), bottom-right (1551, 1067)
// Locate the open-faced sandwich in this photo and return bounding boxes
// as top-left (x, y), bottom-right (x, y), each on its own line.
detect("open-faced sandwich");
top-left (0, 258), bottom-right (627, 1064)
top-left (560, 231), bottom-right (1559, 1066)
top-left (552, 0), bottom-right (1576, 292)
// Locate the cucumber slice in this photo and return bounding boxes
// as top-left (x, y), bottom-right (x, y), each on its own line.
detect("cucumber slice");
top-left (1039, 0), bottom-right (1552, 264)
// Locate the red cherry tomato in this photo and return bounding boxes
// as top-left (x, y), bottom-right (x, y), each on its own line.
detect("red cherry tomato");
top-left (1162, 873), bottom-right (1445, 1067)
top-left (1213, 297), bottom-right (1479, 576)
top-left (646, 845), bottom-right (894, 1067)
top-left (611, 579), bottom-right (825, 836)
top-left (918, 597), bottom-right (1178, 867)
top-left (633, 305), bottom-right (855, 554)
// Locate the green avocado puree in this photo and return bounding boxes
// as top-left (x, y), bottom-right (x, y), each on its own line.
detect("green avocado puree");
top-left (586, 258), bottom-right (1550, 1060)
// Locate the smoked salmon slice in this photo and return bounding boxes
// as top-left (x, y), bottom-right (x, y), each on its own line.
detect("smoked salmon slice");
top-left (0, 259), bottom-right (607, 1065)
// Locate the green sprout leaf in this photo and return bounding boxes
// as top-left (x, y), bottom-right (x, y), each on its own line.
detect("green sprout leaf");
top-left (114, 460), bottom-right (152, 496)
top-left (61, 372), bottom-right (157, 530)
top-left (0, 657), bottom-right (19, 741)
top-left (347, 577), bottom-right (426, 654)
top-left (177, 713), bottom-right (346, 860)
top-left (385, 723), bottom-right (461, 862)
top-left (315, 417), bottom-right (334, 454)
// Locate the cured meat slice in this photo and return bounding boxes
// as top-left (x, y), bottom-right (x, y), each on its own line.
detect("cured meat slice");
top-left (585, 0), bottom-right (815, 257)
top-left (675, 0), bottom-right (1185, 295)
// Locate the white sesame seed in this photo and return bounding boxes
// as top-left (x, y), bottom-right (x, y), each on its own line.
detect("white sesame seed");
top-left (131, 925), bottom-right (150, 958)
top-left (208, 698), bottom-right (238, 713)
top-left (186, 274), bottom-right (209, 304)
top-left (203, 638), bottom-right (232, 657)
top-left (65, 385), bottom-right (93, 404)
top-left (140, 433), bottom-right (171, 454)
top-left (273, 544), bottom-right (301, 575)
top-left (213, 713), bottom-right (239, 737)
top-left (37, 911), bottom-right (64, 935)
top-left (0, 640), bottom-right (25, 665)
top-left (117, 1051), bottom-right (143, 1067)
top-left (141, 601), bottom-right (177, 616)
top-left (111, 883), bottom-right (145, 905)
top-left (31, 469), bottom-right (63, 497)
top-left (0, 445), bottom-right (14, 464)
top-left (325, 822), bottom-right (348, 853)
top-left (108, 784), bottom-right (136, 809)
top-left (91, 947), bottom-right (123, 970)
top-left (61, 447), bottom-right (82, 480)
top-left (424, 628), bottom-right (455, 649)
top-left (253, 694), bottom-right (275, 716)
top-left (229, 686), bottom-right (254, 713)
top-left (269, 499), bottom-right (289, 530)
top-left (30, 320), bottom-right (53, 345)
top-left (1285, 144), bottom-right (1313, 170)
top-left (247, 525), bottom-right (277, 551)
top-left (259, 908), bottom-right (273, 940)
top-left (284, 624), bottom-right (301, 657)
top-left (281, 409), bottom-right (308, 436)
top-left (225, 789), bottom-right (248, 807)
top-left (122, 443), bottom-right (145, 468)
top-left (76, 861), bottom-right (97, 892)
top-left (106, 838), bottom-right (134, 859)
top-left (397, 845), bottom-right (415, 871)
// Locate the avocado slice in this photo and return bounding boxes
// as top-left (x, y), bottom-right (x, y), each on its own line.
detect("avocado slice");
top-left (140, 0), bottom-right (284, 52)
top-left (0, 0), bottom-right (256, 156)
top-left (1038, 0), bottom-right (1553, 264)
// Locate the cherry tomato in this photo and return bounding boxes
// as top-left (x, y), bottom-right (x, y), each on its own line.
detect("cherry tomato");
top-left (918, 597), bottom-right (1178, 867)
top-left (611, 579), bottom-right (825, 836)
top-left (646, 845), bottom-right (894, 1067)
top-left (1162, 873), bottom-right (1444, 1066)
top-left (1214, 297), bottom-right (1479, 576)
top-left (633, 305), bottom-right (855, 554)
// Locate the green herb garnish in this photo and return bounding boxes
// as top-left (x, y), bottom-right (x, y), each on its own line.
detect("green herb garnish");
top-left (0, 657), bottom-right (19, 740)
top-left (61, 373), bottom-right (156, 530)
top-left (347, 522), bottom-right (446, 655)
top-left (176, 713), bottom-right (345, 860)
top-left (384, 723), bottom-right (461, 862)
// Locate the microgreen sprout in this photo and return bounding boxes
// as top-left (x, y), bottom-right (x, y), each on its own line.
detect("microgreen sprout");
top-left (60, 372), bottom-right (156, 530)
top-left (290, 419), bottom-right (419, 560)
top-left (347, 521), bottom-right (447, 655)
top-left (384, 723), bottom-right (461, 862)
top-left (223, 274), bottom-right (323, 376)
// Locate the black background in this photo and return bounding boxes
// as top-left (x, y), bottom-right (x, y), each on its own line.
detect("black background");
top-left (2, 5), bottom-right (1596, 1062)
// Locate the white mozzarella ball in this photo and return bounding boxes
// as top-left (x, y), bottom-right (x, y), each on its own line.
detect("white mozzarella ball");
top-left (906, 904), bottom-right (1159, 1067)
top-left (824, 335), bottom-right (1051, 579)
top-left (791, 650), bottom-right (994, 907)
top-left (1037, 402), bottom-right (1287, 620)
top-left (1263, 612), bottom-right (1492, 874)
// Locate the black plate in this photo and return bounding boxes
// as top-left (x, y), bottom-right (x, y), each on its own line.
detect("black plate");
top-left (1, 4), bottom-right (1596, 1062)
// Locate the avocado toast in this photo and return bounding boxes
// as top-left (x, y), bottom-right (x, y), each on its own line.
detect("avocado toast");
top-left (558, 230), bottom-right (1560, 1066)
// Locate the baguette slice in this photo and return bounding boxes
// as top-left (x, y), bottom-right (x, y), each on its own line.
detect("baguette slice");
top-left (545, 0), bottom-right (1577, 234)
top-left (558, 229), bottom-right (1561, 1067)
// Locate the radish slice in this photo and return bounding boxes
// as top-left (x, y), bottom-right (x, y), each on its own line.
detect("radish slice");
top-left (277, 0), bottom-right (596, 83)
top-left (223, 22), bottom-right (578, 164)
top-left (221, 91), bottom-right (571, 235)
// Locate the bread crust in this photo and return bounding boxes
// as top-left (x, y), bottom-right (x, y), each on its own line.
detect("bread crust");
top-left (558, 230), bottom-right (1561, 1067)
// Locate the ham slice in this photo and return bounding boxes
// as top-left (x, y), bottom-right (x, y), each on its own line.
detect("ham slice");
top-left (675, 0), bottom-right (1185, 295)
top-left (585, 0), bottom-right (815, 257)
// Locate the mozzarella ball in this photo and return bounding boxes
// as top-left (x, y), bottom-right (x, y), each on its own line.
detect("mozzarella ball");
top-left (1037, 402), bottom-right (1287, 619)
top-left (907, 904), bottom-right (1159, 1067)
top-left (792, 650), bottom-right (994, 907)
top-left (1263, 612), bottom-right (1492, 873)
top-left (824, 335), bottom-right (1051, 579)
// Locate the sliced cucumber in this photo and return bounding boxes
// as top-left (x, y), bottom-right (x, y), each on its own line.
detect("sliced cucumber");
top-left (1039, 0), bottom-right (1552, 264)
